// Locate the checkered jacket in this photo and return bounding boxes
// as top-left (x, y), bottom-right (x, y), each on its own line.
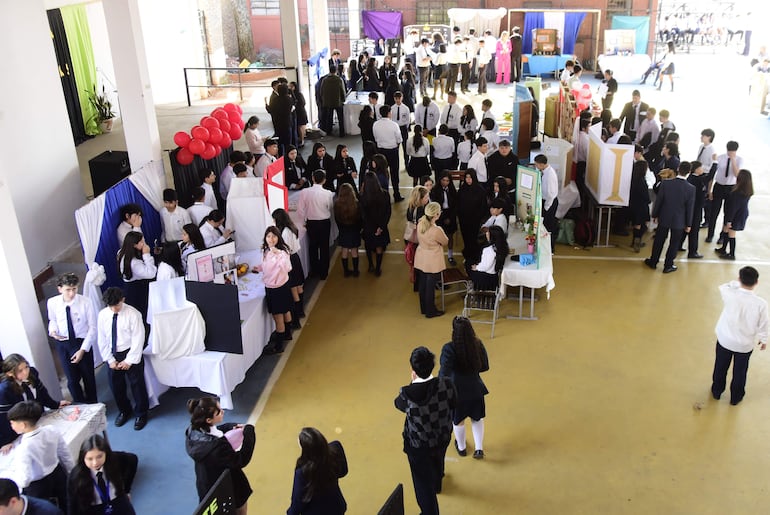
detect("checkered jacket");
top-left (399, 377), bottom-right (456, 449)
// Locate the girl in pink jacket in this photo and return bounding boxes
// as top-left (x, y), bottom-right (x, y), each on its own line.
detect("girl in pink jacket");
top-left (496, 31), bottom-right (512, 84)
top-left (253, 226), bottom-right (294, 353)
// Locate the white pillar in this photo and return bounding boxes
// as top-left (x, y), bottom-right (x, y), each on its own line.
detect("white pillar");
top-left (304, 0), bottom-right (330, 59)
top-left (348, 0), bottom-right (361, 41)
top-left (280, 0), bottom-right (305, 85)
top-left (102, 0), bottom-right (162, 169)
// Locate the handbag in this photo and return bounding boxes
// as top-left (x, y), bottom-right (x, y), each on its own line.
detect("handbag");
top-left (404, 220), bottom-right (418, 243)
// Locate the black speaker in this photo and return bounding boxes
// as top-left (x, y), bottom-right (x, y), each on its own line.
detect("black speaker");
top-left (89, 150), bottom-right (130, 196)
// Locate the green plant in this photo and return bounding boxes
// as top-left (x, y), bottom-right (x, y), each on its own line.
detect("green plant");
top-left (86, 85), bottom-right (115, 123)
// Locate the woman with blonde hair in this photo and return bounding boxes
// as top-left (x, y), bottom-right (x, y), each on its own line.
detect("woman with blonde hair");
top-left (414, 202), bottom-right (448, 318)
top-left (496, 31), bottom-right (512, 84)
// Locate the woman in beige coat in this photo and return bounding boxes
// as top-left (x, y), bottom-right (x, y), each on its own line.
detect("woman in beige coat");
top-left (414, 202), bottom-right (449, 318)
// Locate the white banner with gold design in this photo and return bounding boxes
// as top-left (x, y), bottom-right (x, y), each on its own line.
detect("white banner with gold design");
top-left (586, 123), bottom-right (633, 206)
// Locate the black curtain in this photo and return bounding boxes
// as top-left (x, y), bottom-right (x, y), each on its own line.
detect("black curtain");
top-left (47, 9), bottom-right (90, 146)
top-left (169, 145), bottom-right (233, 209)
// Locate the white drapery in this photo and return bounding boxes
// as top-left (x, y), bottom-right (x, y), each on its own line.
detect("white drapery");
top-left (543, 12), bottom-right (565, 50)
top-left (447, 8), bottom-right (507, 37)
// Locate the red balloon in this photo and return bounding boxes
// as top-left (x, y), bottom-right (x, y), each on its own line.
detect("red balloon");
top-left (173, 131), bottom-right (191, 148)
top-left (208, 127), bottom-right (223, 145)
top-left (229, 125), bottom-right (242, 141)
top-left (213, 144), bottom-right (223, 157)
top-left (190, 125), bottom-right (210, 142)
top-left (235, 118), bottom-right (245, 131)
top-left (212, 108), bottom-right (228, 121)
top-left (201, 143), bottom-right (217, 160)
top-left (218, 119), bottom-right (231, 133)
top-left (176, 147), bottom-right (194, 165)
top-left (227, 110), bottom-right (242, 124)
top-left (188, 138), bottom-right (206, 155)
top-left (223, 103), bottom-right (239, 113)
top-left (220, 133), bottom-right (232, 149)
top-left (200, 116), bottom-right (220, 130)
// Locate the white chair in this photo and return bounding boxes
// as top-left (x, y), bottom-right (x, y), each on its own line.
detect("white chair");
top-left (462, 274), bottom-right (502, 338)
top-left (439, 267), bottom-right (471, 311)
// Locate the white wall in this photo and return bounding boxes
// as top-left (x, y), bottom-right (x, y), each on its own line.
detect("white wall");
top-left (86, 1), bottom-right (120, 118)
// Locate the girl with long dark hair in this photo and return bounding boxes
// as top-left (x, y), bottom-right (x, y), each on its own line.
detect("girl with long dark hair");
top-left (244, 115), bottom-right (264, 159)
top-left (716, 169), bottom-right (754, 260)
top-left (117, 231), bottom-right (156, 318)
top-left (272, 208), bottom-right (305, 324)
top-left (253, 226), bottom-right (294, 353)
top-left (358, 105), bottom-right (375, 146)
top-left (306, 142), bottom-right (334, 183)
top-left (400, 70), bottom-right (416, 112)
top-left (285, 145), bottom-right (309, 190)
top-left (406, 125), bottom-right (431, 186)
top-left (185, 397), bottom-right (255, 515)
top-left (431, 172), bottom-right (459, 265)
top-left (331, 144), bottom-right (358, 193)
top-left (180, 223), bottom-right (205, 272)
top-left (289, 81), bottom-right (308, 147)
top-left (156, 242), bottom-right (185, 280)
top-left (439, 316), bottom-right (490, 459)
top-left (287, 427), bottom-right (348, 514)
top-left (457, 169), bottom-right (489, 262)
top-left (333, 183), bottom-right (363, 277)
top-left (469, 225), bottom-right (508, 291)
top-left (359, 172), bottom-right (391, 276)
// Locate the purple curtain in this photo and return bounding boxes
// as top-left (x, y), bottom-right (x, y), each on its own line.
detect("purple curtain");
top-left (361, 10), bottom-right (402, 40)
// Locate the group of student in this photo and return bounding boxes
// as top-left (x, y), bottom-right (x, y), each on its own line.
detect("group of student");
top-left (0, 353), bottom-right (137, 514)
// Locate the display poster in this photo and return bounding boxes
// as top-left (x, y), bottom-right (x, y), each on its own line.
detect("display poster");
top-left (586, 122), bottom-right (634, 206)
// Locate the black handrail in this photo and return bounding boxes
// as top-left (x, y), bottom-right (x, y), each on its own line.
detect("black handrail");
top-left (182, 66), bottom-right (298, 106)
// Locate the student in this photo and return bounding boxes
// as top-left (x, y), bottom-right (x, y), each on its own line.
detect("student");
top-left (306, 143), bottom-right (335, 183)
top-left (432, 44), bottom-right (448, 100)
top-left (406, 125), bottom-right (431, 187)
top-left (253, 139), bottom-right (278, 178)
top-left (706, 141), bottom-right (742, 244)
top-left (198, 169), bottom-right (219, 211)
top-left (457, 130), bottom-right (475, 170)
top-left (46, 272), bottom-right (98, 404)
top-left (187, 187), bottom-right (212, 226)
top-left (475, 38), bottom-right (491, 94)
top-left (160, 188), bottom-right (191, 243)
top-left (330, 144), bottom-right (358, 193)
top-left (629, 160), bottom-right (652, 253)
top-left (297, 170), bottom-right (335, 280)
top-left (179, 223), bottom-right (206, 273)
top-left (479, 98), bottom-right (497, 131)
top-left (606, 119), bottom-right (623, 144)
top-left (332, 183), bottom-right (362, 279)
top-left (185, 397), bottom-right (255, 515)
top-left (219, 151), bottom-right (246, 201)
top-left (372, 105), bottom-right (404, 201)
top-left (467, 137), bottom-right (489, 185)
top-left (566, 64), bottom-right (583, 89)
top-left (414, 96), bottom-right (440, 137)
top-left (0, 354), bottom-right (67, 448)
top-left (232, 162), bottom-right (249, 179)
top-left (96, 287), bottom-right (150, 431)
top-left (534, 154), bottom-right (559, 252)
top-left (4, 401), bottom-right (75, 509)
top-left (599, 69), bottom-right (618, 110)
top-left (156, 242), bottom-right (184, 281)
top-left (469, 225), bottom-right (508, 291)
top-left (272, 208), bottom-right (306, 322)
top-left (284, 145), bottom-right (309, 190)
top-left (480, 198), bottom-right (508, 235)
top-left (243, 152), bottom-right (256, 176)
top-left (680, 161), bottom-right (707, 258)
top-left (478, 118), bottom-right (498, 154)
top-left (199, 210), bottom-right (233, 248)
top-left (457, 169), bottom-right (488, 262)
top-left (486, 140), bottom-right (518, 192)
top-left (0, 478), bottom-right (62, 515)
top-left (414, 202), bottom-right (448, 318)
top-left (635, 107), bottom-right (660, 150)
top-left (440, 92), bottom-right (462, 142)
top-left (392, 92), bottom-right (412, 169)
top-left (244, 115), bottom-right (265, 159)
top-left (560, 60), bottom-right (575, 85)
top-left (460, 105), bottom-right (478, 135)
top-left (430, 124), bottom-right (455, 180)
top-left (431, 172), bottom-right (458, 265)
top-left (116, 204), bottom-right (142, 248)
top-left (116, 231), bottom-right (156, 319)
top-left (252, 227), bottom-right (294, 354)
top-left (696, 129), bottom-right (718, 228)
top-left (287, 427), bottom-right (348, 515)
top-left (359, 172), bottom-right (391, 276)
top-left (715, 170), bottom-right (754, 261)
top-left (67, 434), bottom-right (138, 515)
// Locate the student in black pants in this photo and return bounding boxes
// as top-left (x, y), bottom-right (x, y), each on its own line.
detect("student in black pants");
top-left (296, 170), bottom-right (335, 280)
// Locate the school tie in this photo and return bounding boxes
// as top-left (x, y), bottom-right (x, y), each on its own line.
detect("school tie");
top-left (111, 313), bottom-right (118, 355)
top-left (724, 158), bottom-right (730, 178)
top-left (423, 108), bottom-right (428, 128)
top-left (66, 305), bottom-right (77, 344)
top-left (21, 382), bottom-right (33, 401)
top-left (96, 471), bottom-right (110, 504)
top-left (396, 106), bottom-right (400, 124)
top-left (697, 146), bottom-right (704, 161)
top-left (446, 104), bottom-right (452, 124)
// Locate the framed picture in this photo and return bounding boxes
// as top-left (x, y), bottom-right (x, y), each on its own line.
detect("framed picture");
top-left (195, 254), bottom-right (214, 282)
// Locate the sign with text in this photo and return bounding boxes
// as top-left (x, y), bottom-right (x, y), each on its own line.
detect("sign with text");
top-left (586, 122), bottom-right (633, 206)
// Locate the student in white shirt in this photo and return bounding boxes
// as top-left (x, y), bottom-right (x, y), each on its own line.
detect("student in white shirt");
top-left (480, 98), bottom-right (497, 131)
top-left (407, 125), bottom-right (431, 186)
top-left (431, 124), bottom-right (456, 179)
top-left (244, 115), bottom-right (265, 158)
top-left (481, 199), bottom-right (509, 235)
top-left (5, 401), bottom-right (74, 508)
top-left (635, 107), bottom-right (660, 150)
top-left (199, 210), bottom-right (233, 248)
top-left (457, 130), bottom-right (476, 169)
top-left (297, 170), bottom-right (335, 279)
top-left (475, 38), bottom-right (492, 94)
top-left (469, 225), bottom-right (508, 291)
top-left (188, 187), bottom-right (213, 226)
top-left (478, 118), bottom-right (499, 155)
top-left (97, 287), bottom-right (150, 430)
top-left (116, 231), bottom-right (157, 319)
top-left (46, 273), bottom-right (97, 404)
top-left (606, 119), bottom-right (622, 144)
top-left (414, 96), bottom-right (440, 136)
top-left (198, 169), bottom-right (219, 210)
top-left (373, 105), bottom-right (405, 201)
top-left (116, 204), bottom-right (142, 248)
top-left (367, 92), bottom-right (383, 121)
top-left (560, 60), bottom-right (575, 85)
top-left (440, 92), bottom-right (462, 142)
top-left (219, 150), bottom-right (246, 201)
top-left (392, 92), bottom-right (412, 170)
top-left (180, 223), bottom-right (206, 273)
top-left (255, 139), bottom-right (279, 177)
top-left (467, 137), bottom-right (489, 185)
top-left (160, 188), bottom-right (192, 242)
top-left (534, 154), bottom-right (559, 252)
top-left (156, 243), bottom-right (185, 281)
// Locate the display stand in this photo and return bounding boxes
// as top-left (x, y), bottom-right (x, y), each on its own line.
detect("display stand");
top-left (513, 165), bottom-right (542, 267)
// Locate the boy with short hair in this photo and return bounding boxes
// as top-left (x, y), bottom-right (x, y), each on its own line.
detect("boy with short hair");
top-left (480, 98), bottom-right (497, 131)
top-left (5, 401), bottom-right (74, 509)
top-left (534, 154), bottom-right (559, 252)
top-left (198, 169), bottom-right (218, 210)
top-left (188, 187), bottom-right (212, 226)
top-left (0, 478), bottom-right (62, 515)
top-left (47, 272), bottom-right (97, 404)
top-left (560, 60), bottom-right (575, 85)
top-left (255, 139), bottom-right (279, 178)
top-left (116, 203), bottom-right (142, 247)
top-left (160, 188), bottom-right (191, 242)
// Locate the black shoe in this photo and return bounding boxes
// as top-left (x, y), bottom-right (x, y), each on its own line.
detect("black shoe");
top-left (700, 222), bottom-right (709, 228)
top-left (643, 258), bottom-right (656, 270)
top-left (133, 415), bottom-right (147, 431)
top-left (291, 318), bottom-right (301, 329)
top-left (719, 254), bottom-right (736, 260)
top-left (455, 440), bottom-right (467, 457)
top-left (374, 269), bottom-right (382, 277)
top-left (715, 247), bottom-right (726, 255)
top-left (662, 265), bottom-right (678, 274)
top-left (394, 195), bottom-right (405, 202)
top-left (730, 397), bottom-right (743, 406)
top-left (688, 253), bottom-right (704, 259)
top-left (262, 344), bottom-right (283, 355)
top-left (705, 237), bottom-right (713, 243)
top-left (115, 412), bottom-right (130, 427)
top-left (473, 450), bottom-right (485, 459)
top-left (343, 270), bottom-right (352, 277)
top-left (426, 310), bottom-right (445, 319)
top-left (352, 269), bottom-right (360, 277)
top-left (712, 390), bottom-right (721, 400)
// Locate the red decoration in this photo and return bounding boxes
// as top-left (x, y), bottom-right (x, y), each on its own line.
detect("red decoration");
top-left (208, 127), bottom-right (223, 145)
top-left (227, 110), bottom-right (242, 124)
top-left (218, 119), bottom-right (231, 133)
top-left (201, 143), bottom-right (217, 160)
top-left (200, 116), bottom-right (220, 130)
top-left (234, 104), bottom-right (243, 114)
top-left (212, 108), bottom-right (228, 121)
top-left (229, 125), bottom-right (242, 141)
top-left (223, 103), bottom-right (239, 113)
top-left (188, 138), bottom-right (206, 155)
top-left (213, 144), bottom-right (223, 157)
top-left (220, 132), bottom-right (232, 149)
top-left (190, 125), bottom-right (210, 142)
top-left (173, 131), bottom-right (191, 148)
top-left (176, 147), bottom-right (194, 165)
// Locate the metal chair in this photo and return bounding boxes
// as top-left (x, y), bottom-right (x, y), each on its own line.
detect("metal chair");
top-left (462, 274), bottom-right (502, 338)
top-left (439, 267), bottom-right (470, 311)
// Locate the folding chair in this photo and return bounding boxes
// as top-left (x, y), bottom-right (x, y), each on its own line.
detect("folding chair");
top-left (462, 274), bottom-right (502, 338)
top-left (439, 267), bottom-right (470, 311)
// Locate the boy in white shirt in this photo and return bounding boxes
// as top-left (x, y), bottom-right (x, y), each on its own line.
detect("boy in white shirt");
top-left (198, 169), bottom-right (218, 210)
top-left (467, 137), bottom-right (489, 185)
top-left (160, 189), bottom-right (192, 242)
top-left (457, 130), bottom-right (475, 169)
top-left (480, 98), bottom-right (498, 131)
top-left (431, 124), bottom-right (456, 178)
top-left (534, 154), bottom-right (559, 252)
top-left (188, 187), bottom-right (213, 226)
top-left (479, 118), bottom-right (499, 155)
top-left (560, 59), bottom-right (575, 85)
top-left (5, 401), bottom-right (74, 509)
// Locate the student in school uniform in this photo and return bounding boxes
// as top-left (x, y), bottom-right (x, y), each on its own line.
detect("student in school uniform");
top-left (46, 272), bottom-right (98, 405)
top-left (4, 401), bottom-right (75, 510)
top-left (199, 210), bottom-right (233, 248)
top-left (431, 172), bottom-right (459, 265)
top-left (187, 187), bottom-right (212, 226)
top-left (0, 478), bottom-right (62, 515)
top-left (67, 434), bottom-right (138, 515)
top-left (296, 171), bottom-right (335, 280)
top-left (179, 224), bottom-right (206, 274)
top-left (457, 130), bottom-right (475, 170)
top-left (478, 118), bottom-right (499, 155)
top-left (284, 145), bottom-right (309, 190)
top-left (440, 92), bottom-right (462, 143)
top-left (480, 198), bottom-right (509, 235)
top-left (272, 208), bottom-right (306, 322)
top-left (219, 151), bottom-right (246, 203)
top-left (96, 287), bottom-right (150, 431)
top-left (414, 96), bottom-right (440, 137)
top-left (254, 226), bottom-right (295, 354)
top-left (255, 139), bottom-right (279, 178)
top-left (116, 232), bottom-right (156, 320)
top-left (534, 154), bottom-right (559, 253)
top-left (392, 92), bottom-right (412, 171)
top-left (0, 354), bottom-right (68, 448)
top-left (431, 124), bottom-right (456, 181)
top-left (116, 204), bottom-right (142, 248)
top-left (480, 99), bottom-right (497, 131)
top-left (407, 125), bottom-right (431, 187)
top-left (155, 243), bottom-right (185, 281)
top-left (159, 189), bottom-right (191, 243)
top-left (198, 169), bottom-right (219, 211)
top-left (467, 137), bottom-right (489, 187)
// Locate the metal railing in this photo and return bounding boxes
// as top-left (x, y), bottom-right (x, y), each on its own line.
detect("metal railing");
top-left (182, 66), bottom-right (298, 106)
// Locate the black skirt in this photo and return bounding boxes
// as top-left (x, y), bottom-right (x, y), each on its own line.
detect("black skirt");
top-left (288, 252), bottom-right (305, 287)
top-left (453, 396), bottom-right (486, 424)
top-left (265, 282), bottom-right (293, 314)
top-left (407, 156), bottom-right (431, 178)
top-left (338, 223), bottom-right (362, 248)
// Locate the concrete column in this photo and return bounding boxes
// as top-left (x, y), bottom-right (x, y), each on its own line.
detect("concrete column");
top-left (102, 0), bottom-right (162, 169)
top-left (348, 0), bottom-right (361, 41)
top-left (304, 0), bottom-right (330, 60)
top-left (280, 0), bottom-right (306, 86)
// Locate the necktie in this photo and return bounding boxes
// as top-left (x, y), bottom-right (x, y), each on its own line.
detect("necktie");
top-left (111, 313), bottom-right (118, 355)
top-left (697, 146), bottom-right (704, 161)
top-left (724, 158), bottom-right (730, 178)
top-left (215, 225), bottom-right (223, 236)
top-left (446, 104), bottom-right (452, 124)
top-left (423, 107), bottom-right (428, 128)
top-left (21, 382), bottom-right (33, 401)
top-left (396, 106), bottom-right (400, 123)
top-left (66, 305), bottom-right (77, 344)
top-left (632, 104), bottom-right (638, 131)
top-left (96, 471), bottom-right (110, 504)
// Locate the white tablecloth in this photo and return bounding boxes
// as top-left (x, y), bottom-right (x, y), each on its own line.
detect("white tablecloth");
top-left (343, 92), bottom-right (384, 136)
top-left (597, 54), bottom-right (652, 83)
top-left (0, 403), bottom-right (107, 474)
top-left (501, 230), bottom-right (556, 296)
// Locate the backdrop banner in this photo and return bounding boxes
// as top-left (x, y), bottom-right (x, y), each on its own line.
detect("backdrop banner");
top-left (362, 10), bottom-right (402, 40)
top-left (611, 16), bottom-right (650, 55)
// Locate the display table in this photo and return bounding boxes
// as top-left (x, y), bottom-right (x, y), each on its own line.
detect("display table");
top-left (343, 91), bottom-right (384, 136)
top-left (0, 403), bottom-right (107, 474)
top-left (597, 54), bottom-right (651, 83)
top-left (523, 54), bottom-right (575, 77)
top-left (146, 250), bottom-right (273, 410)
top-left (501, 230), bottom-right (555, 320)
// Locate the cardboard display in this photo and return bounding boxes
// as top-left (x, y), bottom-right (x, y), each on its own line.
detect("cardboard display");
top-left (585, 123), bottom-right (634, 206)
top-left (515, 165), bottom-right (543, 268)
top-left (264, 158), bottom-right (288, 213)
top-left (184, 281), bottom-right (243, 355)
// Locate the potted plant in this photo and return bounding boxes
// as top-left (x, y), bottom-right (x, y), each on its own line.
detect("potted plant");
top-left (87, 85), bottom-right (115, 133)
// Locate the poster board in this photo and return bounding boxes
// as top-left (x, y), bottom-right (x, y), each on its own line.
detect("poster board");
top-left (186, 241), bottom-right (238, 285)
top-left (403, 24), bottom-right (451, 46)
top-left (604, 29), bottom-right (636, 56)
top-left (585, 122), bottom-right (634, 206)
top-left (515, 165), bottom-right (543, 268)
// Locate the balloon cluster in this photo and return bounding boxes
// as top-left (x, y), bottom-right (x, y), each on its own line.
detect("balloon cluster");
top-left (571, 83), bottom-right (593, 113)
top-left (173, 103), bottom-right (244, 165)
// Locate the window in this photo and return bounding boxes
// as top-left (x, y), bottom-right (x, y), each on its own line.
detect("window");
top-left (416, 1), bottom-right (457, 26)
top-left (328, 0), bottom-right (350, 34)
top-left (251, 0), bottom-right (279, 16)
top-left (607, 0), bottom-right (631, 15)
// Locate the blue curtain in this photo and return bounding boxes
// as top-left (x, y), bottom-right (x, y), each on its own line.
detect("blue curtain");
top-left (612, 16), bottom-right (650, 55)
top-left (563, 13), bottom-right (586, 54)
top-left (522, 12), bottom-right (544, 54)
top-left (95, 178), bottom-right (162, 290)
